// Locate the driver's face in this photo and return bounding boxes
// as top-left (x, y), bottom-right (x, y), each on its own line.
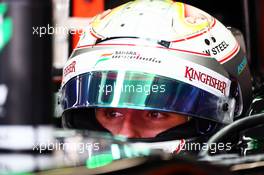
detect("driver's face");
top-left (96, 108), bottom-right (188, 138)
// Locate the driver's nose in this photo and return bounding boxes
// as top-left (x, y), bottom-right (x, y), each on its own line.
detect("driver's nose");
top-left (116, 110), bottom-right (141, 138)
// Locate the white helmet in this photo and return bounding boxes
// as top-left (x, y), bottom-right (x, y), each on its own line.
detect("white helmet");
top-left (60, 0), bottom-right (252, 153)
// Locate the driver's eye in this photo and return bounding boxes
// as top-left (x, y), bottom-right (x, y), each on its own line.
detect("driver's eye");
top-left (106, 110), bottom-right (123, 118)
top-left (148, 111), bottom-right (167, 119)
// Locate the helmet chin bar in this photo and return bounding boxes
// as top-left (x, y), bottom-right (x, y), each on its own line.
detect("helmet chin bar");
top-left (121, 119), bottom-right (222, 154)
top-left (154, 119), bottom-right (221, 140)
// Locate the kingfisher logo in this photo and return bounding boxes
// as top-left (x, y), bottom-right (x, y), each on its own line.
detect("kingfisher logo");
top-left (94, 53), bottom-right (113, 67)
top-left (184, 66), bottom-right (227, 95)
top-left (0, 3), bottom-right (13, 51)
top-left (64, 61), bottom-right (76, 77)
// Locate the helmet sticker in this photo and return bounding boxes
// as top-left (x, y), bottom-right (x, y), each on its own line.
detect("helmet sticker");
top-left (203, 41), bottom-right (229, 56)
top-left (94, 53), bottom-right (113, 67)
top-left (184, 66), bottom-right (227, 95)
top-left (63, 61), bottom-right (76, 77)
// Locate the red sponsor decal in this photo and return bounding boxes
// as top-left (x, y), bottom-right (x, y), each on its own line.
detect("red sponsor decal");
top-left (174, 139), bottom-right (185, 154)
top-left (184, 66), bottom-right (227, 95)
top-left (64, 61), bottom-right (76, 77)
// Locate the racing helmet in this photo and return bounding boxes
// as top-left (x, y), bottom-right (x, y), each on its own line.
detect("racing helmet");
top-left (60, 0), bottom-right (252, 151)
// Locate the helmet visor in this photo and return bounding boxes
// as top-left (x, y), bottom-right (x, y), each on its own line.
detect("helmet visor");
top-left (61, 71), bottom-right (235, 124)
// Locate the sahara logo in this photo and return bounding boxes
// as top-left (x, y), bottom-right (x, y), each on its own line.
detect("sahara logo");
top-left (94, 51), bottom-right (162, 68)
top-left (0, 3), bottom-right (13, 51)
top-left (94, 53), bottom-right (113, 67)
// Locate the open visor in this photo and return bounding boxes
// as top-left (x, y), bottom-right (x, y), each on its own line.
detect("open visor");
top-left (61, 71), bottom-right (235, 124)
